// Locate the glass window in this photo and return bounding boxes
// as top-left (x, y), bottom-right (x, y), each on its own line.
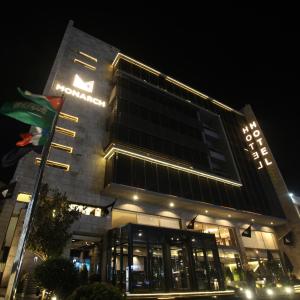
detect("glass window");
top-left (132, 245), bottom-right (148, 292)
top-left (192, 248), bottom-right (209, 290)
top-left (262, 232), bottom-right (278, 250)
top-left (241, 230), bottom-right (278, 250)
top-left (194, 222), bottom-right (236, 247)
top-left (137, 214), bottom-right (160, 227)
top-left (112, 210), bottom-right (137, 228)
top-left (159, 217), bottom-right (180, 229)
top-left (170, 245), bottom-right (191, 290)
top-left (149, 245), bottom-right (165, 291)
top-left (206, 250), bottom-right (220, 290)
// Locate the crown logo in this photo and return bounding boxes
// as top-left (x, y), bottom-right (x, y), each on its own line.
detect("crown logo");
top-left (73, 74), bottom-right (94, 93)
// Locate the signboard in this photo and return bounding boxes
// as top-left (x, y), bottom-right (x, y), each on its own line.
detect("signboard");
top-left (55, 74), bottom-right (106, 107)
top-left (242, 121), bottom-right (272, 169)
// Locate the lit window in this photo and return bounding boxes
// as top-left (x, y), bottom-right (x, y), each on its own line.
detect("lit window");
top-left (17, 193), bottom-right (31, 203)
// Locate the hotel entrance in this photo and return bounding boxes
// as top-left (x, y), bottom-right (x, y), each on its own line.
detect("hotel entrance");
top-left (107, 224), bottom-right (224, 293)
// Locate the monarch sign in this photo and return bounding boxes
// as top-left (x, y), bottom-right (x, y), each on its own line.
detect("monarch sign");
top-left (55, 74), bottom-right (106, 107)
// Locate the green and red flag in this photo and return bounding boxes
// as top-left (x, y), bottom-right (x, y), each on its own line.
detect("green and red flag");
top-left (0, 88), bottom-right (64, 168)
top-left (0, 88), bottom-right (63, 128)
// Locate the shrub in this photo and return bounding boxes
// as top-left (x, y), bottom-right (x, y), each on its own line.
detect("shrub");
top-left (34, 257), bottom-right (78, 298)
top-left (66, 282), bottom-right (125, 300)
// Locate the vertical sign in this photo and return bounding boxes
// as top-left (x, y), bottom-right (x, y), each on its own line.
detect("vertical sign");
top-left (242, 121), bottom-right (272, 170)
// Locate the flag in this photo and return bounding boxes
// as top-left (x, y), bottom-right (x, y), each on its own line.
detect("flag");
top-left (241, 225), bottom-right (252, 238)
top-left (0, 181), bottom-right (17, 200)
top-left (100, 200), bottom-right (116, 217)
top-left (16, 127), bottom-right (48, 147)
top-left (283, 231), bottom-right (294, 246)
top-left (0, 99), bottom-right (55, 128)
top-left (17, 88), bottom-right (63, 112)
top-left (1, 144), bottom-right (43, 168)
top-left (0, 88), bottom-right (63, 129)
top-left (186, 215), bottom-right (198, 229)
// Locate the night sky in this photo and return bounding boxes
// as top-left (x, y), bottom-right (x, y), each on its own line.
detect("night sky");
top-left (0, 7), bottom-right (299, 194)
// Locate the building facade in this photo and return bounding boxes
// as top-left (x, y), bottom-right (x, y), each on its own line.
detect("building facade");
top-left (1, 21), bottom-right (299, 297)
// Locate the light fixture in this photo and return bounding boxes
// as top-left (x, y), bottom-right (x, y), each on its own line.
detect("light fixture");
top-left (228, 214), bottom-right (231, 218)
top-left (289, 193), bottom-right (294, 197)
top-left (284, 286), bottom-right (293, 294)
top-left (244, 289), bottom-right (253, 299)
top-left (133, 194), bottom-right (139, 201)
top-left (169, 202), bottom-right (174, 207)
top-left (205, 210), bottom-right (208, 214)
top-left (270, 222), bottom-right (274, 225)
top-left (266, 288), bottom-right (274, 296)
top-left (251, 219), bottom-right (255, 222)
top-left (138, 232), bottom-right (142, 237)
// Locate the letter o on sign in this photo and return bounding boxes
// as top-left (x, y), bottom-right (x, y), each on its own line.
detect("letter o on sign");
top-left (253, 130), bottom-right (260, 138)
top-left (246, 134), bottom-right (252, 142)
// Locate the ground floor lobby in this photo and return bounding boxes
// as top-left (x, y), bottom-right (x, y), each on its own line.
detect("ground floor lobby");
top-left (106, 223), bottom-right (225, 293)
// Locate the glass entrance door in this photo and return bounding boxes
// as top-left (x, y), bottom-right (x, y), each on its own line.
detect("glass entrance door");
top-left (193, 248), bottom-right (209, 290)
top-left (170, 244), bottom-right (191, 290)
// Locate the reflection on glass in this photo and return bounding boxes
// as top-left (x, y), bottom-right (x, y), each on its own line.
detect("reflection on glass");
top-left (150, 245), bottom-right (164, 291)
top-left (206, 250), bottom-right (219, 290)
top-left (219, 249), bottom-right (242, 285)
top-left (170, 245), bottom-right (190, 290)
top-left (132, 245), bottom-right (148, 292)
top-left (193, 222), bottom-right (236, 247)
top-left (193, 248), bottom-right (209, 290)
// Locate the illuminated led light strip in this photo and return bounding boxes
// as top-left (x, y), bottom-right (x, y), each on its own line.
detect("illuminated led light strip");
top-left (51, 142), bottom-right (73, 153)
top-left (112, 53), bottom-right (160, 76)
top-left (211, 100), bottom-right (244, 116)
top-left (104, 146), bottom-right (242, 187)
top-left (79, 51), bottom-right (97, 62)
top-left (73, 59), bottom-right (96, 71)
top-left (126, 290), bottom-right (235, 297)
top-left (112, 53), bottom-right (242, 115)
top-left (165, 76), bottom-right (209, 100)
top-left (35, 158), bottom-right (70, 171)
top-left (55, 126), bottom-right (76, 137)
top-left (59, 112), bottom-right (79, 123)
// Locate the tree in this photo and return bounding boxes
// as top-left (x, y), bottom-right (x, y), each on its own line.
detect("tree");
top-left (27, 183), bottom-right (80, 259)
top-left (34, 257), bottom-right (79, 298)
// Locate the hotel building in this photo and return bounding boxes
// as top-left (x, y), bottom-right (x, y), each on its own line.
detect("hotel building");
top-left (0, 21), bottom-right (299, 297)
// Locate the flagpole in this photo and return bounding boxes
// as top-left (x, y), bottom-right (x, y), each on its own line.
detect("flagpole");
top-left (6, 96), bottom-right (64, 300)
